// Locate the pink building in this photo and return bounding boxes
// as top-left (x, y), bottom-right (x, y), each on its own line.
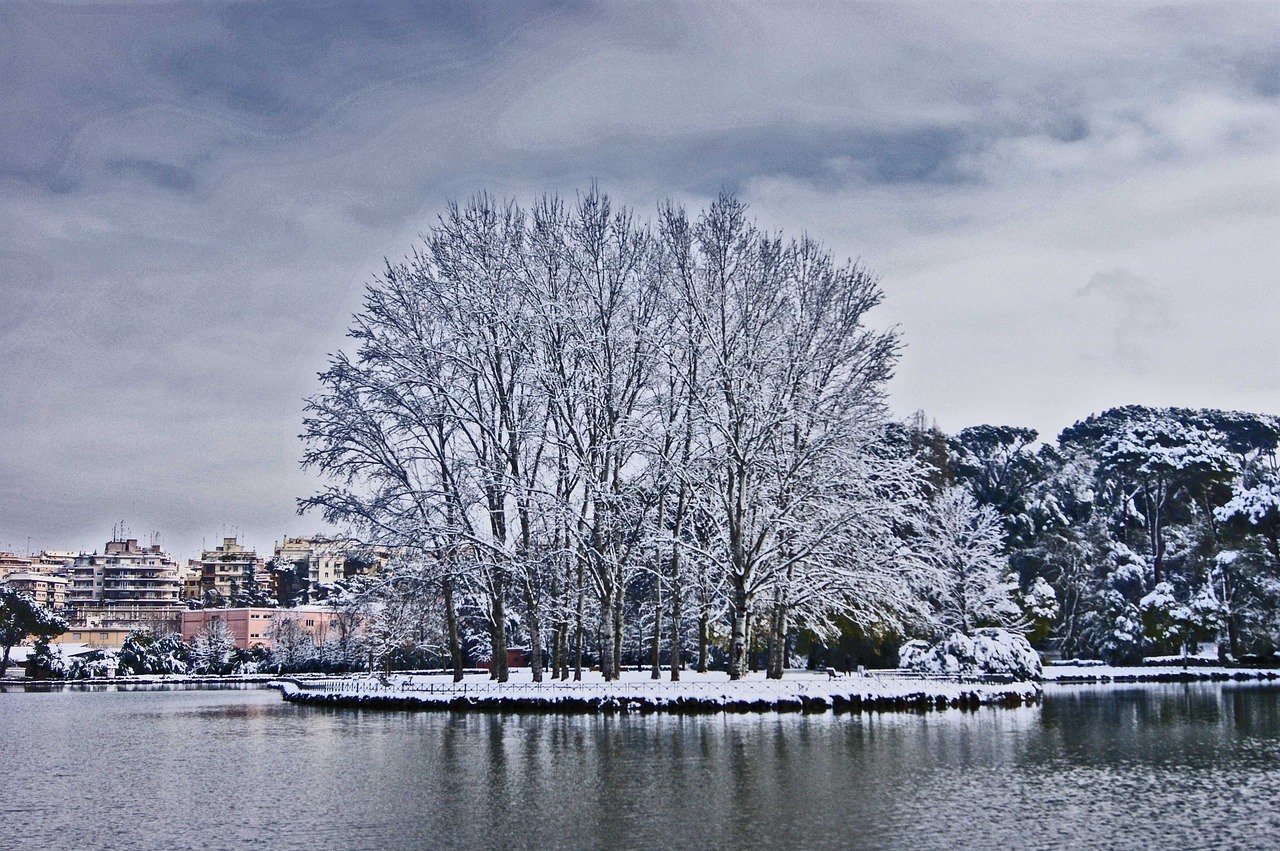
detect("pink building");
top-left (180, 605), bottom-right (355, 651)
top-left (180, 608), bottom-right (275, 649)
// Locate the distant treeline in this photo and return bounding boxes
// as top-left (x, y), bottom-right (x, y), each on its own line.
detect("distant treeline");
top-left (905, 405), bottom-right (1280, 662)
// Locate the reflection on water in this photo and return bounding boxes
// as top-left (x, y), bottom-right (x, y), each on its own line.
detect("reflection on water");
top-left (3, 683), bottom-right (1279, 849)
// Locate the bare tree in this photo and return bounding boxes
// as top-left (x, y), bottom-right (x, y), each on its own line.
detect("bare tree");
top-left (191, 618), bottom-right (235, 674)
top-left (907, 485), bottom-right (1021, 636)
top-left (661, 196), bottom-right (904, 679)
top-left (269, 616), bottom-right (317, 673)
top-left (304, 188), bottom-right (915, 684)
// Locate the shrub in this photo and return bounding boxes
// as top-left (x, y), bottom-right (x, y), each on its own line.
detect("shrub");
top-left (899, 628), bottom-right (1043, 680)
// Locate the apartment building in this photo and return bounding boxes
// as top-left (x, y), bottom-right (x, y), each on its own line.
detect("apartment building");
top-left (272, 536), bottom-right (350, 586)
top-left (270, 536), bottom-right (391, 602)
top-left (196, 537), bottom-right (266, 599)
top-left (1, 572), bottom-right (68, 611)
top-left (180, 561), bottom-right (202, 600)
top-left (31, 550), bottom-right (76, 572)
top-left (0, 552), bottom-right (33, 579)
top-left (67, 538), bottom-right (184, 628)
top-left (54, 625), bottom-right (133, 649)
top-left (0, 550), bottom-right (76, 580)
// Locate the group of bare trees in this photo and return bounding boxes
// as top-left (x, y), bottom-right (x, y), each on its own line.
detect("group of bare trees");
top-left (301, 189), bottom-right (924, 681)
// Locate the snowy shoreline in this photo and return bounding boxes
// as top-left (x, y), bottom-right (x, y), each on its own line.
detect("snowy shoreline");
top-left (271, 672), bottom-right (1042, 714)
top-left (1044, 664), bottom-right (1280, 685)
top-left (10, 665), bottom-right (1280, 699)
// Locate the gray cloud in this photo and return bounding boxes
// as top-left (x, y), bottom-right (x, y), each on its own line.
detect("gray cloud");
top-left (1074, 268), bottom-right (1170, 373)
top-left (2, 0), bottom-right (1278, 557)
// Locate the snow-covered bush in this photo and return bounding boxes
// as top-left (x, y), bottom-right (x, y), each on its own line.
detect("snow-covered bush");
top-left (26, 639), bottom-right (68, 679)
top-left (2, 589), bottom-right (68, 672)
top-left (1186, 584), bottom-right (1224, 645)
top-left (230, 646), bottom-right (266, 675)
top-left (1094, 600), bottom-right (1145, 665)
top-left (267, 617), bottom-right (319, 673)
top-left (118, 631), bottom-right (192, 675)
top-left (68, 649), bottom-right (120, 679)
top-left (899, 628), bottom-right (1042, 680)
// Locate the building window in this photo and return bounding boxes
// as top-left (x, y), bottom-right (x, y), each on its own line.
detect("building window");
top-left (305, 620), bottom-right (314, 627)
top-left (99, 632), bottom-right (109, 641)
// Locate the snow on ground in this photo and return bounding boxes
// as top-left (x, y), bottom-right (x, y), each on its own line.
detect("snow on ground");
top-left (274, 669), bottom-right (1042, 713)
top-left (1143, 651), bottom-right (1223, 664)
top-left (1044, 663), bottom-right (1280, 683)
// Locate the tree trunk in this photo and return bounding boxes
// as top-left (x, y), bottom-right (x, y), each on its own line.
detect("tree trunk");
top-left (1061, 588), bottom-right (1081, 660)
top-left (550, 620), bottom-right (564, 680)
top-left (548, 570), bottom-right (565, 680)
top-left (599, 586), bottom-right (617, 681)
top-left (612, 590), bottom-right (624, 679)
top-left (697, 612), bottom-right (709, 673)
top-left (1221, 567), bottom-right (1239, 659)
top-left (524, 579), bottom-right (544, 683)
top-left (766, 602), bottom-right (788, 679)
top-left (728, 586), bottom-right (750, 680)
top-left (560, 621), bottom-right (571, 680)
top-left (573, 561), bottom-right (585, 681)
top-left (650, 572), bottom-right (663, 679)
top-left (490, 576), bottom-right (509, 683)
top-left (670, 567), bottom-right (683, 682)
top-left (443, 575), bottom-right (464, 683)
top-left (548, 621), bottom-right (560, 679)
top-left (1150, 485), bottom-right (1165, 586)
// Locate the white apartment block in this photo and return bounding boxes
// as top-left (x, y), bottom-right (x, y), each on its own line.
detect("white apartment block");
top-left (197, 537), bottom-right (265, 599)
top-left (273, 536), bottom-right (357, 586)
top-left (2, 571), bottom-right (68, 611)
top-left (68, 538), bottom-right (183, 617)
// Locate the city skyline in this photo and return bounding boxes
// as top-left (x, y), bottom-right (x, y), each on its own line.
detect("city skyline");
top-left (0, 526), bottom-right (328, 565)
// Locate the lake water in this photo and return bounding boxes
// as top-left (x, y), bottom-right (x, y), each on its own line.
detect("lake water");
top-left (3, 681), bottom-right (1280, 849)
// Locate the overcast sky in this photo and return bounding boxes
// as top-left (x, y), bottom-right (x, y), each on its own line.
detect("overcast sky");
top-left (2, 1), bottom-right (1277, 558)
